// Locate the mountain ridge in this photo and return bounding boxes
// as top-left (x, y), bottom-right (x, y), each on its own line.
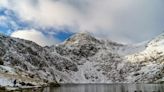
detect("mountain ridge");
top-left (0, 32), bottom-right (164, 87)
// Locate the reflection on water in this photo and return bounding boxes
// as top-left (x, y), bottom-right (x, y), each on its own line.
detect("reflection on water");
top-left (43, 84), bottom-right (164, 92)
top-left (2, 84), bottom-right (164, 92)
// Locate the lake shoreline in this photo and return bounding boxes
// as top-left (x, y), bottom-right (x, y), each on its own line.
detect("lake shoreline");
top-left (1, 83), bottom-right (164, 92)
top-left (0, 82), bottom-right (60, 91)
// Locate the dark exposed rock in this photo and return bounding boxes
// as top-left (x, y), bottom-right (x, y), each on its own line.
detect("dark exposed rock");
top-left (19, 82), bottom-right (35, 86)
top-left (0, 58), bottom-right (4, 65)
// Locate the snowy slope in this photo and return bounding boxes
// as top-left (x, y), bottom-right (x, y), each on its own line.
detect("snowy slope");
top-left (49, 32), bottom-right (164, 83)
top-left (0, 32), bottom-right (164, 86)
top-left (126, 33), bottom-right (164, 83)
top-left (0, 33), bottom-right (77, 86)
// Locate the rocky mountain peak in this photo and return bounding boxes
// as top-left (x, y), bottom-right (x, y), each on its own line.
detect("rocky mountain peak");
top-left (55, 32), bottom-right (103, 58)
top-left (63, 32), bottom-right (101, 46)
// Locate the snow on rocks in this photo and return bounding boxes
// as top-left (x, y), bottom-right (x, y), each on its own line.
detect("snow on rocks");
top-left (0, 32), bottom-right (164, 85)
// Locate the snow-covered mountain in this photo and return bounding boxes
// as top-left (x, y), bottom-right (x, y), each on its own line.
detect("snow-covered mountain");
top-left (49, 32), bottom-right (164, 83)
top-left (47, 33), bottom-right (132, 83)
top-left (0, 33), bottom-right (77, 86)
top-left (126, 33), bottom-right (164, 83)
top-left (0, 32), bottom-right (164, 86)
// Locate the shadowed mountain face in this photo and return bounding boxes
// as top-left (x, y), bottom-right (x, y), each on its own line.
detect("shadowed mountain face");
top-left (0, 32), bottom-right (164, 85)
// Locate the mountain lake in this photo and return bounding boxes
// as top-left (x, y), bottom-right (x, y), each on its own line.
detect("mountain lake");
top-left (1, 84), bottom-right (164, 92)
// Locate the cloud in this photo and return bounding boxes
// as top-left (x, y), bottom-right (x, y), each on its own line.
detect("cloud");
top-left (1, 0), bottom-right (79, 28)
top-left (1, 0), bottom-right (164, 43)
top-left (11, 29), bottom-right (59, 46)
top-left (0, 16), bottom-right (8, 26)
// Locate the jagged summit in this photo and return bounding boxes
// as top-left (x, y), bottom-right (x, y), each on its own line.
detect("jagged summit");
top-left (55, 32), bottom-right (102, 58)
top-left (63, 32), bottom-right (101, 46)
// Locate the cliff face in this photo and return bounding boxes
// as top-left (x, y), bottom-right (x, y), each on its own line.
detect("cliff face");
top-left (0, 32), bottom-right (164, 86)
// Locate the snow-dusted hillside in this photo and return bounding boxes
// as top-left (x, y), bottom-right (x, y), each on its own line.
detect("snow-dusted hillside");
top-left (49, 32), bottom-right (125, 83)
top-left (0, 33), bottom-right (77, 86)
top-left (48, 32), bottom-right (164, 83)
top-left (126, 33), bottom-right (164, 83)
top-left (0, 32), bottom-right (164, 86)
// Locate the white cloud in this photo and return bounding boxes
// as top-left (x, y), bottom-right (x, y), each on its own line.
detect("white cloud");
top-left (11, 29), bottom-right (59, 46)
top-left (0, 0), bottom-right (8, 7)
top-left (2, 0), bottom-right (79, 28)
top-left (1, 0), bottom-right (164, 43)
top-left (0, 16), bottom-right (8, 26)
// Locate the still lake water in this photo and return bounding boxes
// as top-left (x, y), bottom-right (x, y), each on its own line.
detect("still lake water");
top-left (4, 84), bottom-right (164, 92)
top-left (42, 84), bottom-right (164, 92)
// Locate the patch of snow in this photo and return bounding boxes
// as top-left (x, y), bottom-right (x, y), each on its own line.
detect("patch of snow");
top-left (0, 65), bottom-right (15, 74)
top-left (0, 77), bottom-right (13, 86)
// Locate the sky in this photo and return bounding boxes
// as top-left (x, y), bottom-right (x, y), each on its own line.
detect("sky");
top-left (0, 0), bottom-right (164, 46)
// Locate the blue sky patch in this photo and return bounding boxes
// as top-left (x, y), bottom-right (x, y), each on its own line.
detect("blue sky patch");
top-left (0, 7), bottom-right (74, 42)
top-left (54, 31), bottom-right (74, 41)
